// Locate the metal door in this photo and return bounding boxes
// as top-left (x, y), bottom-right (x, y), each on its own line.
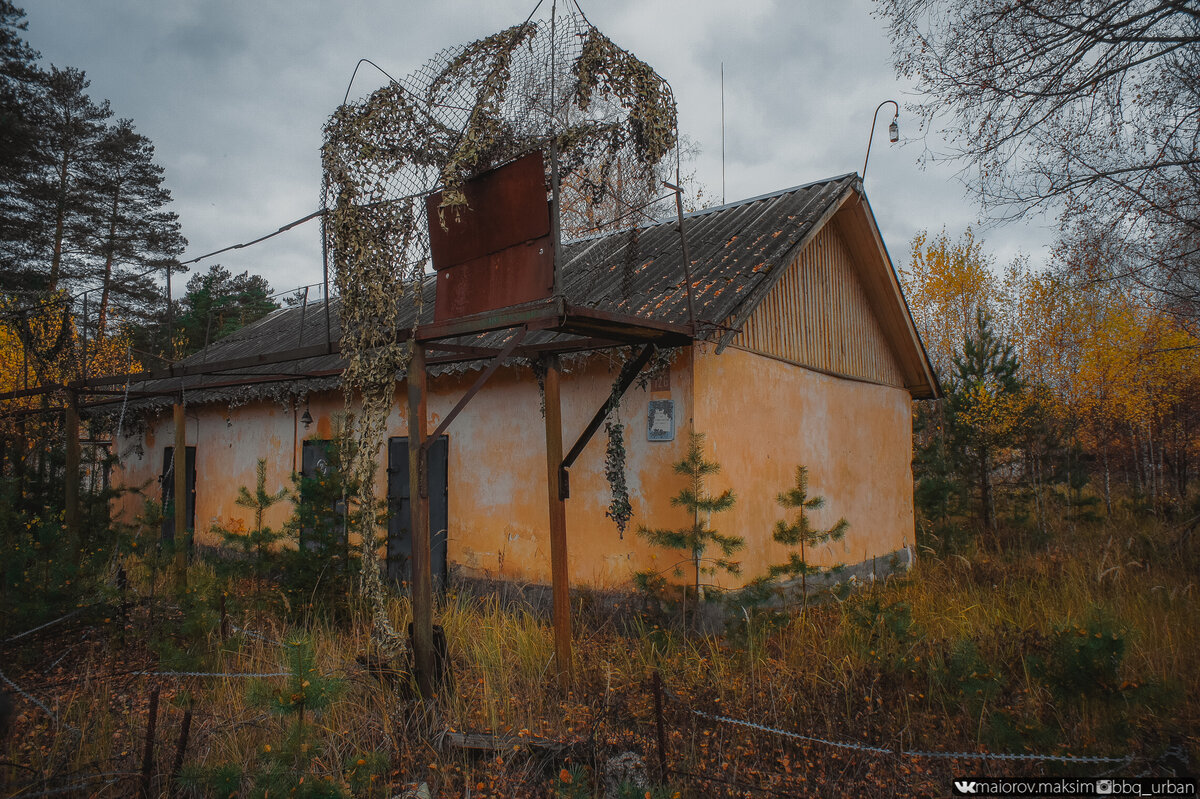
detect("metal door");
top-left (386, 436), bottom-right (448, 589)
top-left (160, 446), bottom-right (196, 543)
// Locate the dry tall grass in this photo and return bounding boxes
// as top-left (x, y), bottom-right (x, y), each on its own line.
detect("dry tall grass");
top-left (2, 514), bottom-right (1195, 797)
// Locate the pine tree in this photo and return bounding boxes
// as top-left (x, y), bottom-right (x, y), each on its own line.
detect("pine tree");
top-left (79, 118), bottom-right (185, 339)
top-left (912, 399), bottom-right (972, 554)
top-left (948, 310), bottom-right (1022, 537)
top-left (173, 264), bottom-right (277, 356)
top-left (283, 432), bottom-right (362, 615)
top-left (0, 1), bottom-right (43, 288)
top-left (24, 66), bottom-right (112, 292)
top-left (249, 634), bottom-right (343, 771)
top-left (637, 432), bottom-right (741, 600)
top-left (215, 460), bottom-right (289, 582)
top-left (184, 634), bottom-right (353, 798)
top-left (767, 466), bottom-right (847, 608)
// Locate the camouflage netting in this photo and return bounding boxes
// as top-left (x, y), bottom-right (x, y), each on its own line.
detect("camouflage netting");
top-left (320, 6), bottom-right (679, 653)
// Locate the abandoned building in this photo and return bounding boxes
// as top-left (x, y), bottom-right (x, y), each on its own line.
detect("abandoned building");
top-left (108, 172), bottom-right (938, 591)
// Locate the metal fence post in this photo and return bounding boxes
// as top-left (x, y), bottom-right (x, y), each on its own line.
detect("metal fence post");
top-left (139, 686), bottom-right (160, 799)
top-left (652, 670), bottom-right (669, 781)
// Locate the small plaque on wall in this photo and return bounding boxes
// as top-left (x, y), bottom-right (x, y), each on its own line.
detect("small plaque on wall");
top-left (647, 399), bottom-right (675, 441)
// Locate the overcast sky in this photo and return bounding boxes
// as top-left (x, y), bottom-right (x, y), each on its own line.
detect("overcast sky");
top-left (23, 0), bottom-right (1057, 298)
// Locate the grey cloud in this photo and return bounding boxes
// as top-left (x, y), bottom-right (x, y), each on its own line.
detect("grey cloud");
top-left (23, 0), bottom-right (1056, 295)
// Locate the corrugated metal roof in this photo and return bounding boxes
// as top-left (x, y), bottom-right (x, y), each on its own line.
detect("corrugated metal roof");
top-left (115, 174), bottom-right (859, 408)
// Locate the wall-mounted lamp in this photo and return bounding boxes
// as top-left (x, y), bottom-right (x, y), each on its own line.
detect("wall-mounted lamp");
top-left (862, 99), bottom-right (900, 181)
top-left (300, 403), bottom-right (313, 429)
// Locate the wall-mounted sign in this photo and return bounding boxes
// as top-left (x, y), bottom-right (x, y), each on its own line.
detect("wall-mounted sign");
top-left (647, 399), bottom-right (675, 441)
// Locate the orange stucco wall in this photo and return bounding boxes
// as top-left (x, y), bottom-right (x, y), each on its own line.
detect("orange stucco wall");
top-left (692, 344), bottom-right (915, 586)
top-left (113, 342), bottom-right (914, 589)
top-left (114, 352), bottom-right (694, 588)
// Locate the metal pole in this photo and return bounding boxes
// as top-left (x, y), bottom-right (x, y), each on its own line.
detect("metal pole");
top-left (407, 342), bottom-right (435, 697)
top-left (652, 670), bottom-right (669, 781)
top-left (321, 212), bottom-right (333, 353)
top-left (664, 181), bottom-right (697, 328)
top-left (543, 354), bottom-right (572, 686)
top-left (139, 686), bottom-right (160, 799)
top-left (64, 390), bottom-right (81, 572)
top-left (549, 140), bottom-right (564, 298)
top-left (165, 264), bottom-right (174, 358)
top-left (173, 400), bottom-right (187, 588)
top-left (168, 707), bottom-right (193, 799)
top-left (862, 99), bottom-right (899, 180)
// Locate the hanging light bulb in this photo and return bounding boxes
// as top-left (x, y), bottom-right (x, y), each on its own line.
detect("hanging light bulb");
top-left (300, 403), bottom-right (314, 429)
top-left (889, 114), bottom-right (899, 143)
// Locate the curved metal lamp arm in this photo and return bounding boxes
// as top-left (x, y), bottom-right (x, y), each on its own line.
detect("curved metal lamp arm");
top-left (862, 99), bottom-right (899, 181)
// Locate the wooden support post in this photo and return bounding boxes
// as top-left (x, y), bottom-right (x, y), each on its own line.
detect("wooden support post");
top-left (173, 402), bottom-right (187, 588)
top-left (64, 391), bottom-right (81, 572)
top-left (542, 354), bottom-right (572, 685)
top-left (408, 342), bottom-right (435, 698)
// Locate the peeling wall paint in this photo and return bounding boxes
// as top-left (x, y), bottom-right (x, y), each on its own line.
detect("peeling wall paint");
top-left (114, 352), bottom-right (695, 588)
top-left (112, 340), bottom-right (913, 590)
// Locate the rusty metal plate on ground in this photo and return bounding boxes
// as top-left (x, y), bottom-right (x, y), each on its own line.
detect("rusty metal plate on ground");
top-left (434, 236), bottom-right (554, 321)
top-left (426, 151), bottom-right (550, 271)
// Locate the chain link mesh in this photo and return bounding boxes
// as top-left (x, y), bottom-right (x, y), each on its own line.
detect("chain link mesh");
top-left (319, 6), bottom-right (680, 654)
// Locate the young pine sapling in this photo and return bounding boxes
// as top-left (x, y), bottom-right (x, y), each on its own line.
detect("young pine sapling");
top-left (637, 432), bottom-right (742, 602)
top-left (769, 465), bottom-right (847, 610)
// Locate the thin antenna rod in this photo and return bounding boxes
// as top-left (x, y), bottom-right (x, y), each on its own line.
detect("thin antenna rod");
top-left (720, 62), bottom-right (726, 206)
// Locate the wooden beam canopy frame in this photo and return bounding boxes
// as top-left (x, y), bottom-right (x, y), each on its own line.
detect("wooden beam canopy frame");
top-left (399, 309), bottom-right (689, 692)
top-left (2, 293), bottom-right (693, 698)
top-left (2, 272), bottom-right (693, 700)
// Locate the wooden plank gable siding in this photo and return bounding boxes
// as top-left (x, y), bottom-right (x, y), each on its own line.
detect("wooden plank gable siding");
top-left (730, 225), bottom-right (904, 387)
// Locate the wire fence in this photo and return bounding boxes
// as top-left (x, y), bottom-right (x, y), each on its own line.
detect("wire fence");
top-left (0, 667), bottom-right (73, 735)
top-left (0, 592), bottom-right (1151, 798)
top-left (126, 671), bottom-right (292, 679)
top-left (2, 608), bottom-right (84, 644)
top-left (0, 598), bottom-right (297, 799)
top-left (6, 775), bottom-right (131, 799)
top-left (641, 671), bottom-right (1145, 797)
top-left (686, 706), bottom-right (1132, 765)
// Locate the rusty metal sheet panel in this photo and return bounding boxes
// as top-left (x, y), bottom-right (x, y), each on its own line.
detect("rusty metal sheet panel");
top-left (434, 235), bottom-right (554, 321)
top-left (427, 151), bottom-right (550, 271)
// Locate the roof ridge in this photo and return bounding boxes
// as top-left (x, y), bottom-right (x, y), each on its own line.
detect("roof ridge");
top-left (563, 172), bottom-right (859, 245)
top-left (675, 171), bottom-right (859, 223)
